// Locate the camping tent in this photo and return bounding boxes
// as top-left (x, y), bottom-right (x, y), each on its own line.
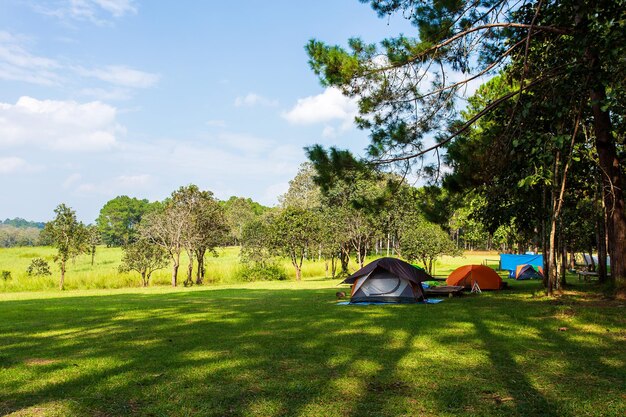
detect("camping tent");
top-left (500, 254), bottom-right (544, 270)
top-left (515, 264), bottom-right (543, 280)
top-left (446, 265), bottom-right (503, 290)
top-left (342, 258), bottom-right (430, 303)
top-left (500, 254), bottom-right (544, 278)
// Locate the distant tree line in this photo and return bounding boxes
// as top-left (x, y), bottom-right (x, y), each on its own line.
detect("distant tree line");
top-left (0, 218), bottom-right (45, 248)
top-left (0, 225), bottom-right (42, 248)
top-left (28, 162), bottom-right (463, 289)
top-left (241, 163), bottom-right (459, 280)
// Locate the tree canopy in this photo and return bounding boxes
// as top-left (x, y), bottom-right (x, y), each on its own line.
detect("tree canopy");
top-left (305, 0), bottom-right (626, 292)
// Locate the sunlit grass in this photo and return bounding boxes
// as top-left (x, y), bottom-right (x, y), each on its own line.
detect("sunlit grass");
top-left (0, 278), bottom-right (624, 416)
top-left (0, 245), bottom-right (498, 292)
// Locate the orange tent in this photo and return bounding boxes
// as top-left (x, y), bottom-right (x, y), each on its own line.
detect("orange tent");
top-left (446, 265), bottom-right (503, 290)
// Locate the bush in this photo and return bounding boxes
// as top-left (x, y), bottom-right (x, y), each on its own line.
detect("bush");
top-left (26, 258), bottom-right (53, 276)
top-left (1, 270), bottom-right (11, 280)
top-left (237, 262), bottom-right (287, 282)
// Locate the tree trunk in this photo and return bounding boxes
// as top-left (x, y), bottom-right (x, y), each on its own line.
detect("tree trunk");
top-left (559, 236), bottom-right (567, 289)
top-left (541, 187), bottom-right (549, 288)
top-left (195, 248), bottom-right (206, 285)
top-left (186, 252), bottom-right (194, 286)
top-left (340, 243), bottom-right (350, 274)
top-left (547, 213), bottom-right (558, 295)
top-left (141, 271), bottom-right (148, 287)
top-left (59, 261), bottom-right (66, 290)
top-left (588, 250), bottom-right (596, 272)
top-left (386, 233), bottom-right (390, 256)
top-left (589, 56), bottom-right (626, 291)
top-left (569, 248), bottom-right (576, 270)
top-left (91, 247), bottom-right (95, 266)
top-left (597, 208), bottom-right (608, 283)
top-left (171, 254), bottom-right (179, 287)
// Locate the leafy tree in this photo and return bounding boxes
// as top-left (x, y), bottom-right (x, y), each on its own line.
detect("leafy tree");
top-left (317, 207), bottom-right (347, 278)
top-left (399, 215), bottom-right (460, 275)
top-left (269, 207), bottom-right (321, 281)
top-left (140, 201), bottom-right (188, 287)
top-left (173, 185), bottom-right (228, 286)
top-left (222, 196), bottom-right (267, 245)
top-left (96, 196), bottom-right (153, 246)
top-left (26, 258), bottom-right (52, 276)
top-left (119, 239), bottom-right (169, 287)
top-left (0, 225), bottom-right (41, 247)
top-left (1, 218), bottom-right (45, 228)
top-left (280, 162), bottom-right (322, 210)
top-left (41, 204), bottom-right (87, 290)
top-left (85, 224), bottom-right (101, 266)
top-left (240, 212), bottom-right (276, 266)
top-left (306, 0), bottom-right (626, 291)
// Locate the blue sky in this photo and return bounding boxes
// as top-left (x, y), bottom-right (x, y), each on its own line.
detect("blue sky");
top-left (0, 0), bottom-right (423, 222)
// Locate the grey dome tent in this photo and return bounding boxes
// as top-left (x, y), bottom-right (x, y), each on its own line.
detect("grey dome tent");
top-left (341, 258), bottom-right (431, 303)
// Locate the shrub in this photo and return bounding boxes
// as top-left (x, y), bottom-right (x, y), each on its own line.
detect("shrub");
top-left (238, 262), bottom-right (287, 282)
top-left (1, 270), bottom-right (11, 280)
top-left (26, 258), bottom-right (53, 276)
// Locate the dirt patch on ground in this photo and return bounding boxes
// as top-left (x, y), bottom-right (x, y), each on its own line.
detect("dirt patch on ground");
top-left (24, 358), bottom-right (59, 366)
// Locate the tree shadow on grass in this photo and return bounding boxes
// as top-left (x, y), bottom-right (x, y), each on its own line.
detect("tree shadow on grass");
top-left (0, 285), bottom-right (624, 416)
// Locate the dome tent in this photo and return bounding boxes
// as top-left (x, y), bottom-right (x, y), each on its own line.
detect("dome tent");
top-left (515, 264), bottom-right (543, 280)
top-left (446, 265), bottom-right (503, 290)
top-left (341, 258), bottom-right (430, 303)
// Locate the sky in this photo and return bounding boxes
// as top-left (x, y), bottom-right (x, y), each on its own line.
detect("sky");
top-left (0, 0), bottom-right (428, 223)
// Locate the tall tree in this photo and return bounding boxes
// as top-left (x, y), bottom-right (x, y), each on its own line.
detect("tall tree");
top-left (173, 185), bottom-right (228, 285)
top-left (85, 224), bottom-right (101, 266)
top-left (280, 162), bottom-right (322, 210)
top-left (269, 207), bottom-right (321, 281)
top-left (222, 196), bottom-right (267, 245)
top-left (119, 239), bottom-right (169, 287)
top-left (140, 190), bottom-right (191, 287)
top-left (41, 204), bottom-right (87, 290)
top-left (399, 214), bottom-right (460, 274)
top-left (306, 0), bottom-right (626, 291)
top-left (96, 196), bottom-right (153, 246)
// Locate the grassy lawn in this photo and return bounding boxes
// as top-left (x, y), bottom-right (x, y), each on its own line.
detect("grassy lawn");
top-left (1, 277), bottom-right (624, 416)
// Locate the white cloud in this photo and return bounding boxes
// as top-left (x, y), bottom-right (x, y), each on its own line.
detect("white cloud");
top-left (282, 87), bottom-right (358, 125)
top-left (0, 96), bottom-right (123, 151)
top-left (34, 0), bottom-right (137, 25)
top-left (0, 31), bottom-right (158, 94)
top-left (0, 31), bottom-right (62, 85)
top-left (75, 65), bottom-right (160, 88)
top-left (234, 93), bottom-right (278, 107)
top-left (0, 157), bottom-right (39, 174)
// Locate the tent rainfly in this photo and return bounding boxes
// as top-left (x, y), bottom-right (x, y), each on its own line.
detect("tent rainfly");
top-left (515, 264), bottom-right (543, 280)
top-left (446, 265), bottom-right (504, 290)
top-left (341, 258), bottom-right (431, 303)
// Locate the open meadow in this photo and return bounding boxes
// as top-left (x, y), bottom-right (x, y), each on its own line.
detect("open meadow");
top-left (1, 249), bottom-right (625, 416)
top-left (0, 246), bottom-right (490, 292)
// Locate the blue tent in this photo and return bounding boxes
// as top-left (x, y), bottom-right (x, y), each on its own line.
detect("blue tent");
top-left (500, 254), bottom-right (544, 278)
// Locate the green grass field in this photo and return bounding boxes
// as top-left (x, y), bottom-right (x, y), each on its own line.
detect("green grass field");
top-left (1, 279), bottom-right (625, 416)
top-left (0, 246), bottom-right (497, 292)
top-left (1, 248), bottom-right (624, 416)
